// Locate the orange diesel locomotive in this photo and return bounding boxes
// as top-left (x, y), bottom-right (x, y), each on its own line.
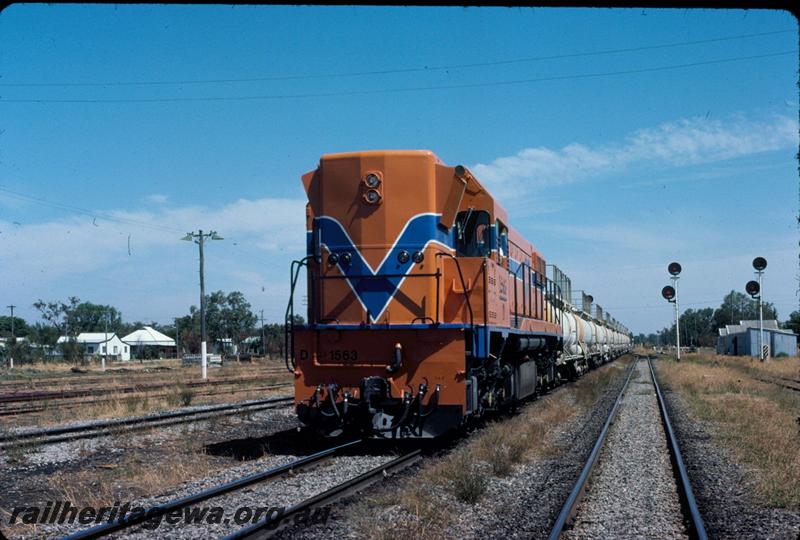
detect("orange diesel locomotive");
top-left (285, 150), bottom-right (631, 438)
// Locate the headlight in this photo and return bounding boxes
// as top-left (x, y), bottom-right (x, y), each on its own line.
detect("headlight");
top-left (364, 189), bottom-right (381, 204)
top-left (365, 173), bottom-right (381, 188)
top-left (397, 250), bottom-right (410, 264)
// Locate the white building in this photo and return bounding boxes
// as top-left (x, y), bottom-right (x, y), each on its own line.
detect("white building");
top-left (57, 333), bottom-right (131, 361)
top-left (122, 326), bottom-right (176, 359)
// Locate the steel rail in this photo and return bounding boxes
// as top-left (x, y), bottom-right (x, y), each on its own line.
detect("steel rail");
top-left (222, 449), bottom-right (422, 539)
top-left (0, 382), bottom-right (292, 417)
top-left (0, 367), bottom-right (290, 389)
top-left (751, 375), bottom-right (800, 393)
top-left (648, 358), bottom-right (708, 540)
top-left (0, 374), bottom-right (290, 404)
top-left (62, 439), bottom-right (364, 540)
top-left (547, 358), bottom-right (637, 540)
top-left (0, 395), bottom-right (292, 447)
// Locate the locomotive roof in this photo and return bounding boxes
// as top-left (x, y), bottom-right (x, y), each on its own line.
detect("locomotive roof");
top-left (320, 149), bottom-right (444, 164)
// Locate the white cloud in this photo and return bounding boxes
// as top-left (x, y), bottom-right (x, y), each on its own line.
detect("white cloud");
top-left (539, 223), bottom-right (685, 252)
top-left (471, 114), bottom-right (798, 197)
top-left (0, 197), bottom-right (307, 322)
top-left (145, 194), bottom-right (169, 204)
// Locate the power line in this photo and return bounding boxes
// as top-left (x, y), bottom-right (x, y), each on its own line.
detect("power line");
top-left (0, 186), bottom-right (184, 234)
top-left (0, 29), bottom-right (793, 88)
top-left (1, 50), bottom-right (793, 104)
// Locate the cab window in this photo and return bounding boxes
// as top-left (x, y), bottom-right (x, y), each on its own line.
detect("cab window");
top-left (497, 220), bottom-right (509, 258)
top-left (455, 209), bottom-right (491, 257)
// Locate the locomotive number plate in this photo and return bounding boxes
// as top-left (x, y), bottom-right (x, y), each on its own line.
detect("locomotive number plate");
top-left (328, 349), bottom-right (359, 362)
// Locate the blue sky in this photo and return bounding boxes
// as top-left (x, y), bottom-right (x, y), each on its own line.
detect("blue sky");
top-left (0, 5), bottom-right (797, 333)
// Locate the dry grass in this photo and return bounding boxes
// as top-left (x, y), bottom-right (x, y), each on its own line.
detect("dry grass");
top-left (352, 358), bottom-right (631, 539)
top-left (0, 361), bottom-right (292, 429)
top-left (658, 355), bottom-right (800, 510)
top-left (0, 435), bottom-right (224, 538)
top-left (49, 438), bottom-right (220, 510)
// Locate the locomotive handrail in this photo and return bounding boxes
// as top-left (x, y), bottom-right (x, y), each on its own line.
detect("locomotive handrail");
top-left (285, 256), bottom-right (313, 374)
top-left (435, 252), bottom-right (475, 334)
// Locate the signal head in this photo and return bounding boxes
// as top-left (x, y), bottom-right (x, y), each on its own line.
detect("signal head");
top-left (668, 262), bottom-right (682, 276)
top-left (662, 285), bottom-right (676, 301)
top-left (752, 257), bottom-right (767, 271)
top-left (745, 280), bottom-right (760, 297)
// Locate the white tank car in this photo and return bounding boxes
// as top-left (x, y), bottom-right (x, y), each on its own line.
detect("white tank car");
top-left (585, 319), bottom-right (598, 354)
top-left (560, 310), bottom-right (578, 357)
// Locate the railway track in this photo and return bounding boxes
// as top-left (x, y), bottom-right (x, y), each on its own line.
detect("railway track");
top-left (0, 368), bottom-right (290, 396)
top-left (0, 381), bottom-right (293, 418)
top-left (549, 355), bottom-right (707, 540)
top-left (752, 374), bottom-right (800, 393)
top-left (61, 439), bottom-right (419, 539)
top-left (0, 374), bottom-right (290, 405)
top-left (0, 395), bottom-right (293, 450)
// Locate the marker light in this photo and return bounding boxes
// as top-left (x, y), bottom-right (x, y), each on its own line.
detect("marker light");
top-left (328, 253), bottom-right (339, 265)
top-left (341, 252), bottom-right (352, 264)
top-left (412, 251), bottom-right (424, 263)
top-left (398, 250), bottom-right (410, 264)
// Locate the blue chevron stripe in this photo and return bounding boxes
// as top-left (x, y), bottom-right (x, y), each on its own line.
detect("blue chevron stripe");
top-left (316, 213), bottom-right (453, 322)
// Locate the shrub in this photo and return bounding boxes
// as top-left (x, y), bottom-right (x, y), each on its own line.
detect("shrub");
top-left (438, 451), bottom-right (488, 504)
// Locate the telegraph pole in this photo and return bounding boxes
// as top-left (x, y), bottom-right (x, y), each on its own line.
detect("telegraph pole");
top-left (182, 230), bottom-right (223, 379)
top-left (6, 305), bottom-right (15, 369)
top-left (260, 309), bottom-right (266, 359)
top-left (102, 311), bottom-right (108, 372)
top-left (175, 317), bottom-right (181, 360)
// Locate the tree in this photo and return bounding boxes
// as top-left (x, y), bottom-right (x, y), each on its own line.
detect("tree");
top-left (71, 302), bottom-right (123, 333)
top-left (678, 307), bottom-right (716, 347)
top-left (221, 291), bottom-right (257, 360)
top-left (178, 291), bottom-right (257, 358)
top-left (33, 296), bottom-right (83, 364)
top-left (784, 311), bottom-right (800, 335)
top-left (0, 316), bottom-right (30, 338)
top-left (713, 290), bottom-right (778, 330)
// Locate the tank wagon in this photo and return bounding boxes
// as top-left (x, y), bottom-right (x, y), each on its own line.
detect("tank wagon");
top-left (285, 150), bottom-right (631, 438)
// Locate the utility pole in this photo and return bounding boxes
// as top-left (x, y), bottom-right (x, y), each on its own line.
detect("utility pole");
top-left (260, 309), bottom-right (266, 359)
top-left (182, 230), bottom-right (223, 379)
top-left (7, 305), bottom-right (15, 369)
top-left (102, 311), bottom-right (108, 372)
top-left (175, 317), bottom-right (181, 360)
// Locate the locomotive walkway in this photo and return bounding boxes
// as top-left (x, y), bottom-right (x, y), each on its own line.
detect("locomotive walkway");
top-left (551, 356), bottom-right (706, 539)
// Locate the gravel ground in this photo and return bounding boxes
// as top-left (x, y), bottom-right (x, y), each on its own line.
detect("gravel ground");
top-left (273, 358), bottom-right (636, 540)
top-left (29, 449), bottom-right (395, 539)
top-left (657, 361), bottom-right (800, 540)
top-left (0, 398), bottom-right (294, 470)
top-left (0, 405), bottom-right (301, 538)
top-left (564, 359), bottom-right (687, 540)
